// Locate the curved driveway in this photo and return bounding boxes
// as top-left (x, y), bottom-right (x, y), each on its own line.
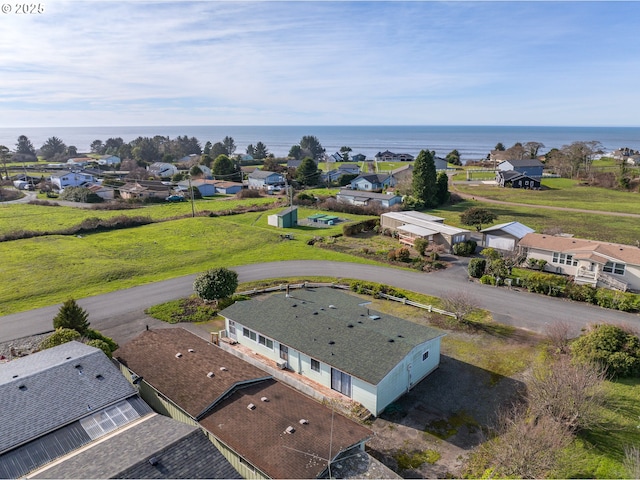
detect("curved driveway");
top-left (1, 261), bottom-right (637, 344)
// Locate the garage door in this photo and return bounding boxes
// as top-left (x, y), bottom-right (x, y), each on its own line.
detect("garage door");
top-left (485, 235), bottom-right (515, 251)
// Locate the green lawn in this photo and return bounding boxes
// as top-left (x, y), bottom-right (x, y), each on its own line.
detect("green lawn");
top-left (454, 177), bottom-right (640, 215)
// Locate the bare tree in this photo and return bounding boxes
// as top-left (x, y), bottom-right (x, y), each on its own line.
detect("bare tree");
top-left (442, 292), bottom-right (479, 323)
top-left (544, 320), bottom-right (573, 355)
top-left (524, 141), bottom-right (545, 159)
top-left (467, 406), bottom-right (571, 479)
top-left (526, 355), bottom-right (608, 432)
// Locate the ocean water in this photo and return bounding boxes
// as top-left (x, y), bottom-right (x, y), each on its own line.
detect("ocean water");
top-left (1, 125), bottom-right (639, 163)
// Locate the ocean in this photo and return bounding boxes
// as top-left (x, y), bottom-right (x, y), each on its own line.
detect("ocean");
top-left (1, 125), bottom-right (639, 163)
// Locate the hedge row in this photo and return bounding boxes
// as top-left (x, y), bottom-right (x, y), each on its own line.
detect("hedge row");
top-left (342, 218), bottom-right (379, 236)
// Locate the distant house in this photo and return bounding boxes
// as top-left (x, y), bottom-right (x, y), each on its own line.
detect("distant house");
top-left (212, 180), bottom-right (243, 195)
top-left (519, 233), bottom-right (640, 292)
top-left (178, 178), bottom-right (216, 196)
top-left (497, 159), bottom-right (544, 179)
top-left (96, 154), bottom-right (120, 166)
top-left (375, 150), bottom-right (414, 162)
top-left (495, 170), bottom-right (541, 189)
top-left (336, 189), bottom-right (402, 208)
top-left (247, 169), bottom-right (285, 189)
top-left (321, 164), bottom-right (361, 183)
top-left (114, 328), bottom-right (372, 479)
top-left (480, 221), bottom-right (534, 251)
top-left (433, 156), bottom-right (449, 171)
top-left (350, 173), bottom-right (392, 192)
top-left (66, 157), bottom-right (93, 168)
top-left (178, 154), bottom-right (201, 164)
top-left (329, 152), bottom-right (343, 162)
top-left (268, 206), bottom-right (298, 228)
top-left (118, 180), bottom-right (171, 200)
top-left (220, 287), bottom-right (445, 416)
top-left (351, 153), bottom-right (366, 162)
top-left (86, 183), bottom-right (115, 200)
top-left (148, 162), bottom-right (179, 178)
top-left (380, 210), bottom-right (471, 253)
top-left (50, 171), bottom-right (95, 190)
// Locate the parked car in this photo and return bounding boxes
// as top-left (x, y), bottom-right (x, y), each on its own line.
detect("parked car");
top-left (165, 195), bottom-right (186, 202)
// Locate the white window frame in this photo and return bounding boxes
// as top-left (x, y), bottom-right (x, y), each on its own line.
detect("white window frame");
top-left (552, 252), bottom-right (577, 266)
top-left (310, 358), bottom-right (320, 372)
top-left (243, 327), bottom-right (257, 342)
top-left (228, 320), bottom-right (236, 335)
top-left (603, 261), bottom-right (625, 275)
top-left (258, 334), bottom-right (274, 350)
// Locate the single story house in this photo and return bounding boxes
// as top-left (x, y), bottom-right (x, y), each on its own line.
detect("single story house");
top-left (336, 189), bottom-right (402, 208)
top-left (86, 183), bottom-right (115, 200)
top-left (96, 155), bottom-right (120, 166)
top-left (518, 233), bottom-right (640, 292)
top-left (66, 157), bottom-right (93, 168)
top-left (351, 153), bottom-right (367, 162)
top-left (268, 206), bottom-right (298, 228)
top-left (0, 342), bottom-right (239, 479)
top-left (114, 328), bottom-right (372, 479)
top-left (178, 178), bottom-right (216, 196)
top-left (212, 180), bottom-right (243, 195)
top-left (50, 171), bottom-right (95, 190)
top-left (220, 287), bottom-right (445, 416)
top-left (481, 221), bottom-right (535, 251)
top-left (148, 162), bottom-right (179, 178)
top-left (350, 173), bottom-right (392, 192)
top-left (380, 210), bottom-right (471, 253)
top-left (118, 180), bottom-right (171, 200)
top-left (248, 169), bottom-right (285, 190)
top-left (322, 164), bottom-right (362, 183)
top-left (496, 170), bottom-right (541, 189)
top-left (375, 150), bottom-right (414, 162)
top-left (497, 159), bottom-right (544, 178)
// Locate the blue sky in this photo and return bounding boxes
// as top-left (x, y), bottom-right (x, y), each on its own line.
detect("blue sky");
top-left (1, 1), bottom-right (638, 127)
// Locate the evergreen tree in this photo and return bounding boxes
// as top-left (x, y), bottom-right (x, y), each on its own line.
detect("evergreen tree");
top-left (412, 149), bottom-right (438, 208)
top-left (296, 157), bottom-right (320, 186)
top-left (212, 154), bottom-right (235, 178)
top-left (436, 171), bottom-right (450, 205)
top-left (15, 135), bottom-right (36, 157)
top-left (52, 298), bottom-right (90, 334)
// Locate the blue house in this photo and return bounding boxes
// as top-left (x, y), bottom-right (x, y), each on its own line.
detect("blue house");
top-left (497, 159), bottom-right (544, 178)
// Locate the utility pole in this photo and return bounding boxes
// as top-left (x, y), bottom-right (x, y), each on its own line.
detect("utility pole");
top-left (188, 174), bottom-right (195, 218)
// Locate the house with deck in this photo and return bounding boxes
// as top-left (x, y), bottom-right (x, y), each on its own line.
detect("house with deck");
top-left (518, 233), bottom-right (640, 292)
top-left (380, 211), bottom-right (471, 253)
top-left (114, 328), bottom-right (372, 479)
top-left (219, 287), bottom-right (445, 416)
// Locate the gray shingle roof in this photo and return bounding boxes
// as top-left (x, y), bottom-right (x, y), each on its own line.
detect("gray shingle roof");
top-left (248, 169), bottom-right (280, 179)
top-left (219, 288), bottom-right (445, 385)
top-left (32, 414), bottom-right (241, 479)
top-left (0, 342), bottom-right (136, 454)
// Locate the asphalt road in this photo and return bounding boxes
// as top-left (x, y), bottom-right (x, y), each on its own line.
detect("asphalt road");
top-left (1, 260), bottom-right (638, 344)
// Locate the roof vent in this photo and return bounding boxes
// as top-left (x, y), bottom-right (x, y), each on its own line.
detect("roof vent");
top-left (207, 372), bottom-right (215, 378)
top-left (219, 366), bottom-right (228, 371)
top-left (12, 374), bottom-right (18, 378)
top-left (175, 352), bottom-right (182, 358)
top-left (188, 348), bottom-right (195, 353)
top-left (328, 341), bottom-right (335, 345)
top-left (247, 403), bottom-right (256, 410)
top-left (388, 339), bottom-right (395, 343)
top-left (291, 304), bottom-right (297, 307)
top-left (95, 374), bottom-right (104, 380)
top-left (313, 312), bottom-right (318, 315)
top-left (329, 305), bottom-right (336, 309)
top-left (149, 457), bottom-right (158, 466)
top-left (285, 426), bottom-right (295, 434)
top-left (397, 334), bottom-right (404, 338)
top-left (299, 419), bottom-right (309, 425)
top-left (369, 315), bottom-right (381, 320)
top-left (347, 324), bottom-right (354, 328)
top-left (18, 384), bottom-right (27, 391)
top-left (261, 396), bottom-right (269, 402)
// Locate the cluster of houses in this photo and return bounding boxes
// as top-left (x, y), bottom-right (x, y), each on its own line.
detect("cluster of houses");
top-left (1, 284), bottom-right (448, 478)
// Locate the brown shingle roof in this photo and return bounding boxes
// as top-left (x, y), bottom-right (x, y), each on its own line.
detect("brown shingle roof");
top-left (520, 233), bottom-right (640, 266)
top-left (199, 379), bottom-right (372, 479)
top-left (114, 328), bottom-right (270, 418)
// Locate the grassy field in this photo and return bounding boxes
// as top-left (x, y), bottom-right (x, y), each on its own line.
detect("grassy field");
top-left (454, 177), bottom-right (640, 215)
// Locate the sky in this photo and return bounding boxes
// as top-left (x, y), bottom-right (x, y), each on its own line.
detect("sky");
top-left (1, 1), bottom-right (639, 128)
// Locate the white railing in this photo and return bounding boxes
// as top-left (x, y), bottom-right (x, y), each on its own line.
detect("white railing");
top-left (597, 272), bottom-right (628, 292)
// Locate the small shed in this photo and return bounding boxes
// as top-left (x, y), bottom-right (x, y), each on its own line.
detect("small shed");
top-left (268, 206), bottom-right (298, 228)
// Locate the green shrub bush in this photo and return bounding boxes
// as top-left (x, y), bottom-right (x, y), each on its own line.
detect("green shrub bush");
top-left (452, 239), bottom-right (477, 256)
top-left (571, 324), bottom-right (640, 377)
top-left (524, 272), bottom-right (567, 296)
top-left (413, 238), bottom-right (429, 256)
top-left (480, 275), bottom-right (496, 285)
top-left (468, 258), bottom-right (487, 278)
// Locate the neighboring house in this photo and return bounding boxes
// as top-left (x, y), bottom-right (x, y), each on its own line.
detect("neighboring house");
top-left (480, 221), bottom-right (534, 251)
top-left (497, 159), bottom-right (544, 178)
top-left (329, 152), bottom-right (343, 162)
top-left (495, 170), bottom-right (541, 189)
top-left (268, 206), bottom-right (298, 228)
top-left (220, 287), bottom-right (445, 417)
top-left (178, 178), bottom-right (216, 196)
top-left (114, 328), bottom-right (372, 479)
top-left (118, 180), bottom-right (171, 200)
top-left (518, 233), bottom-right (640, 292)
top-left (238, 154), bottom-right (254, 161)
top-left (322, 164), bottom-right (361, 183)
top-left (350, 173), bottom-right (392, 192)
top-left (388, 164), bottom-right (413, 186)
top-left (375, 150), bottom-right (414, 162)
top-left (67, 157), bottom-right (93, 168)
top-left (86, 183), bottom-right (115, 200)
top-left (50, 171), bottom-right (95, 190)
top-left (148, 162), bottom-right (179, 178)
top-left (178, 154), bottom-right (201, 164)
top-left (380, 210), bottom-right (471, 253)
top-left (351, 153), bottom-right (367, 162)
top-left (96, 155), bottom-right (120, 166)
top-left (434, 156), bottom-right (449, 171)
top-left (248, 169), bottom-right (285, 190)
top-left (336, 189), bottom-right (402, 208)
top-left (212, 180), bottom-right (243, 195)
top-left (287, 159), bottom-right (304, 169)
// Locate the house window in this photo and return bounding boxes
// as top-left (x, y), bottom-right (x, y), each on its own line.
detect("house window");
top-left (242, 328), bottom-right (257, 342)
top-left (552, 252), bottom-right (577, 266)
top-left (603, 261), bottom-right (625, 275)
top-left (311, 358), bottom-right (320, 372)
top-left (258, 335), bottom-right (273, 349)
top-left (228, 320), bottom-right (236, 335)
top-left (422, 351), bottom-right (429, 361)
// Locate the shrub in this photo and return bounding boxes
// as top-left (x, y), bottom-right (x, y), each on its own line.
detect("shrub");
top-left (524, 272), bottom-right (567, 296)
top-left (413, 238), bottom-right (429, 256)
top-left (480, 275), bottom-right (496, 285)
top-left (571, 323), bottom-right (640, 377)
top-left (85, 329), bottom-right (118, 352)
top-left (396, 247), bottom-right (411, 262)
top-left (87, 339), bottom-right (113, 358)
top-left (40, 328), bottom-right (81, 349)
top-left (387, 250), bottom-right (397, 261)
top-left (452, 239), bottom-right (477, 256)
top-left (565, 282), bottom-right (598, 303)
top-left (349, 281), bottom-right (406, 299)
top-left (193, 267), bottom-right (239, 303)
top-left (235, 188), bottom-right (261, 199)
top-left (59, 186), bottom-right (102, 203)
top-left (468, 258), bottom-right (487, 278)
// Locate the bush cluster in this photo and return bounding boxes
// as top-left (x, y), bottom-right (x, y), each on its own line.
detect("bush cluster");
top-left (572, 324), bottom-right (640, 377)
top-left (452, 239), bottom-right (477, 256)
top-left (350, 281), bottom-right (406, 299)
top-left (468, 258), bottom-right (487, 278)
top-left (59, 186), bottom-right (103, 203)
top-left (342, 218), bottom-right (379, 236)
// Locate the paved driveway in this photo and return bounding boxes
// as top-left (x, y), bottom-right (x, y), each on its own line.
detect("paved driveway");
top-left (1, 261), bottom-right (638, 344)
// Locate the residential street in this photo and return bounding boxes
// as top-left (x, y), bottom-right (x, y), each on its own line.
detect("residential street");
top-left (1, 260), bottom-right (638, 344)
